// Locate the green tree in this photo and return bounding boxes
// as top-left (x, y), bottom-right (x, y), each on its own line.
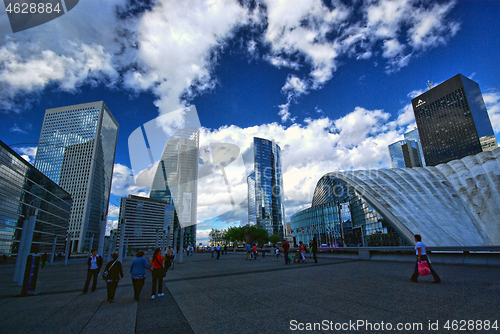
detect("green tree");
top-left (209, 229), bottom-right (224, 245)
top-left (269, 233), bottom-right (281, 246)
top-left (224, 226), bottom-right (245, 246)
top-left (245, 225), bottom-right (269, 246)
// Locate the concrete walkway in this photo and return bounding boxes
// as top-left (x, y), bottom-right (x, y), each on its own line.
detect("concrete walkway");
top-left (1, 252), bottom-right (499, 333)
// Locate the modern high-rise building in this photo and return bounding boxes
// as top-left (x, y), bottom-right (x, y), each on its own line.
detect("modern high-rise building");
top-left (412, 74), bottom-right (497, 166)
top-left (389, 139), bottom-right (422, 168)
top-left (248, 137), bottom-right (285, 239)
top-left (403, 128), bottom-right (426, 166)
top-left (150, 128), bottom-right (199, 250)
top-left (117, 195), bottom-right (174, 251)
top-left (247, 172), bottom-right (256, 225)
top-left (34, 101), bottom-right (118, 252)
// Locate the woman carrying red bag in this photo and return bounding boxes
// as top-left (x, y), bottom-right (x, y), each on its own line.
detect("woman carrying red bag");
top-left (410, 234), bottom-right (440, 283)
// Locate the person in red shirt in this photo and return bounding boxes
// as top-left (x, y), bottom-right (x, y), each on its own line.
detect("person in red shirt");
top-left (149, 248), bottom-right (168, 300)
top-left (251, 244), bottom-right (258, 260)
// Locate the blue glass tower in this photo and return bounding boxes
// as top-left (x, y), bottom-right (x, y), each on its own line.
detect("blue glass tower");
top-left (249, 137), bottom-right (285, 239)
top-left (247, 172), bottom-right (256, 225)
top-left (404, 128), bottom-right (426, 166)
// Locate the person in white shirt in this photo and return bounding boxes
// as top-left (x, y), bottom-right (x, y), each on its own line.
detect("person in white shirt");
top-left (410, 234), bottom-right (441, 283)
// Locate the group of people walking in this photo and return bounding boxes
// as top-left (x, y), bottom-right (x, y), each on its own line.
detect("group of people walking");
top-left (241, 234), bottom-right (440, 283)
top-left (82, 247), bottom-right (175, 303)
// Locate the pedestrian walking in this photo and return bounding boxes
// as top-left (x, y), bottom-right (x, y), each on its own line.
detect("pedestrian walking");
top-left (282, 239), bottom-right (290, 265)
top-left (262, 245), bottom-right (266, 258)
top-left (149, 248), bottom-right (168, 299)
top-left (216, 244), bottom-right (221, 259)
top-left (167, 245), bottom-right (174, 270)
top-left (211, 245), bottom-right (215, 258)
top-left (129, 250), bottom-right (150, 301)
top-left (410, 234), bottom-right (440, 283)
top-left (252, 244), bottom-right (258, 260)
top-left (311, 237), bottom-right (318, 263)
top-left (299, 241), bottom-right (307, 264)
top-left (245, 243), bottom-right (251, 260)
top-left (103, 252), bottom-right (124, 303)
top-left (82, 248), bottom-right (103, 294)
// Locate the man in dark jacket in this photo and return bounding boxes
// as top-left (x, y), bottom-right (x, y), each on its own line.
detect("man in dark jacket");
top-left (83, 248), bottom-right (103, 294)
top-left (312, 237), bottom-right (318, 263)
top-left (282, 240), bottom-right (290, 265)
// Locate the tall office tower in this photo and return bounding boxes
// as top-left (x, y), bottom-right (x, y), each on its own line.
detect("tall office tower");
top-left (404, 128), bottom-right (426, 166)
top-left (412, 74), bottom-right (498, 166)
top-left (247, 172), bottom-right (256, 224)
top-left (118, 195), bottom-right (174, 250)
top-left (150, 128), bottom-right (199, 250)
top-left (35, 101), bottom-right (118, 252)
top-left (248, 137), bottom-right (285, 239)
top-left (388, 139), bottom-right (422, 168)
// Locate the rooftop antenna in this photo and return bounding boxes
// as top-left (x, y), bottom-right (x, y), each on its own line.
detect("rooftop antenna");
top-left (427, 80), bottom-right (433, 90)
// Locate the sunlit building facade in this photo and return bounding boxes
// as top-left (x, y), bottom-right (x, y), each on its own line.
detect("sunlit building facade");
top-left (412, 74), bottom-right (497, 166)
top-left (248, 137), bottom-right (285, 239)
top-left (0, 140), bottom-right (72, 256)
top-left (34, 101), bottom-right (118, 252)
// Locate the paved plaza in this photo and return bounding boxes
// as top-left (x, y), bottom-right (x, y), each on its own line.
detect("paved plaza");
top-left (1, 252), bottom-right (499, 333)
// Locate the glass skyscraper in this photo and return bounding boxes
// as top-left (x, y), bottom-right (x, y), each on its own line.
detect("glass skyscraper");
top-left (150, 128), bottom-right (199, 250)
top-left (247, 172), bottom-right (256, 225)
top-left (388, 139), bottom-right (422, 168)
top-left (412, 74), bottom-right (497, 166)
top-left (248, 137), bottom-right (285, 239)
top-left (404, 128), bottom-right (426, 166)
top-left (34, 101), bottom-right (118, 252)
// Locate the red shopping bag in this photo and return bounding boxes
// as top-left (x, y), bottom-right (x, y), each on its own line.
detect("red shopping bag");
top-left (418, 261), bottom-right (432, 276)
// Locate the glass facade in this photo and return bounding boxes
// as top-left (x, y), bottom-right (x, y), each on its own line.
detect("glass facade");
top-left (150, 128), bottom-right (199, 250)
top-left (247, 172), bottom-right (256, 224)
top-left (388, 139), bottom-right (422, 168)
top-left (0, 140), bottom-right (72, 256)
top-left (250, 137), bottom-right (285, 239)
top-left (404, 128), bottom-right (426, 166)
top-left (34, 101), bottom-right (118, 252)
top-left (117, 195), bottom-right (174, 251)
top-left (299, 174), bottom-right (410, 247)
top-left (412, 74), bottom-right (497, 166)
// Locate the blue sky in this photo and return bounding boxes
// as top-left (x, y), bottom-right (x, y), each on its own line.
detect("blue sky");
top-left (1, 0), bottom-right (500, 245)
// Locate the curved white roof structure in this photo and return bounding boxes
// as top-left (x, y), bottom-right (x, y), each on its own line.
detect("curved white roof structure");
top-left (314, 148), bottom-right (500, 246)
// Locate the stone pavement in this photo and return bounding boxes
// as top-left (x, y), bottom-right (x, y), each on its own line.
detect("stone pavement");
top-left (0, 252), bottom-right (499, 333)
